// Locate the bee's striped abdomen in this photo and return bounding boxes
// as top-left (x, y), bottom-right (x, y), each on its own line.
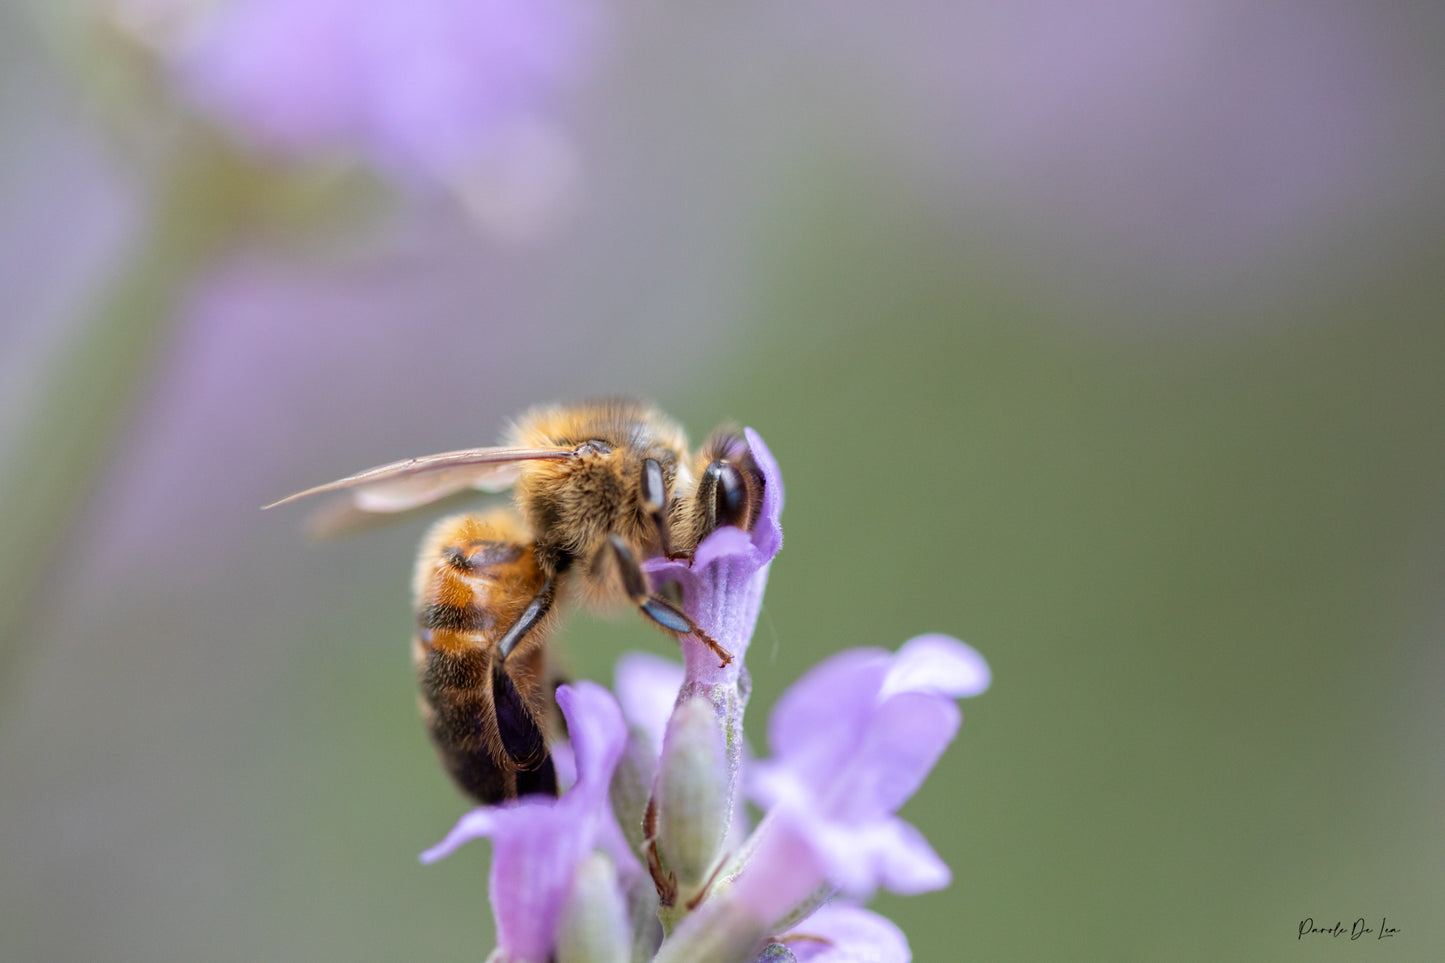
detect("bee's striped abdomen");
top-left (411, 510), bottom-right (557, 804)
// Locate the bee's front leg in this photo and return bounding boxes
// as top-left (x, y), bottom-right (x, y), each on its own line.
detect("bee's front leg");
top-left (641, 455), bottom-right (688, 560)
top-left (604, 535), bottom-right (733, 667)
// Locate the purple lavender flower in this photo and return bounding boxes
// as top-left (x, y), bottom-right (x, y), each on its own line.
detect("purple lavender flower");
top-left (421, 681), bottom-right (637, 963)
top-left (732, 634), bottom-right (990, 921)
top-left (640, 427), bottom-right (783, 840)
top-left (650, 635), bottom-right (988, 962)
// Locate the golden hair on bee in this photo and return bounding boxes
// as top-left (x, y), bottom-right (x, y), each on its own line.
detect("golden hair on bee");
top-left (268, 398), bottom-right (767, 804)
top-left (504, 400), bottom-right (693, 589)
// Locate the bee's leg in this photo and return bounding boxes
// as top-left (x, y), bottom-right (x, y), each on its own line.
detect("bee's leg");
top-left (606, 534), bottom-right (733, 667)
top-left (640, 457), bottom-right (675, 558)
top-left (496, 573), bottom-right (557, 660)
top-left (491, 659), bottom-right (554, 776)
top-left (491, 574), bottom-right (560, 789)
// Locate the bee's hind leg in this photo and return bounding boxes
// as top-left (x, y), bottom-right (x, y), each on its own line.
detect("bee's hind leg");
top-left (605, 535), bottom-right (733, 667)
top-left (491, 573), bottom-right (560, 792)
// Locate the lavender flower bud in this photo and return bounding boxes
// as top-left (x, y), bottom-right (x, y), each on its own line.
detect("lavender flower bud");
top-left (611, 728), bottom-right (659, 855)
top-left (623, 873), bottom-right (664, 963)
top-left (655, 697), bottom-right (729, 896)
top-left (556, 853), bottom-right (631, 963)
top-left (755, 945), bottom-right (798, 963)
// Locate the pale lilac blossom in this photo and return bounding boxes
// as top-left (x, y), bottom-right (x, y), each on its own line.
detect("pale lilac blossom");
top-left (732, 634), bottom-right (990, 918)
top-left (421, 681), bottom-right (637, 963)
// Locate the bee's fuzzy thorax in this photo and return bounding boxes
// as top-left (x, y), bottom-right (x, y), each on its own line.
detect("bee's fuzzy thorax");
top-left (507, 399), bottom-right (690, 578)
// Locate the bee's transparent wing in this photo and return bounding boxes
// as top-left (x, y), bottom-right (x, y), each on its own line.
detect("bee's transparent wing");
top-left (264, 446), bottom-right (575, 514)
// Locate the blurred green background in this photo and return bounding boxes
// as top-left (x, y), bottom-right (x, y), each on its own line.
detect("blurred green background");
top-left (3, 2), bottom-right (1443, 961)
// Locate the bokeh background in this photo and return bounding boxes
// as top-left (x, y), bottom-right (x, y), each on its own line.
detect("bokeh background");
top-left (3, 1), bottom-right (1444, 960)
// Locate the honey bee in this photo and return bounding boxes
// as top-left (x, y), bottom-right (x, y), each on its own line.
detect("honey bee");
top-left (267, 399), bottom-right (766, 804)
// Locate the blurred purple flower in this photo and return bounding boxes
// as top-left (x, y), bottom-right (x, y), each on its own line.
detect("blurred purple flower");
top-left (164, 0), bottom-right (601, 227)
top-left (421, 681), bottom-right (637, 963)
top-left (614, 651), bottom-right (686, 755)
top-left (810, 0), bottom-right (1441, 300)
top-left (941, 0), bottom-right (1422, 286)
top-left (733, 635), bottom-right (990, 918)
